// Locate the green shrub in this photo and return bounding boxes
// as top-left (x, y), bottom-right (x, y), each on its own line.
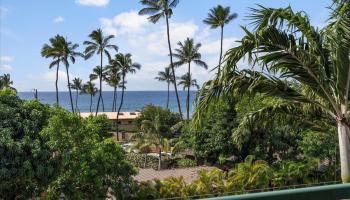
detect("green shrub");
top-left (127, 152), bottom-right (159, 169)
top-left (177, 158), bottom-right (196, 168)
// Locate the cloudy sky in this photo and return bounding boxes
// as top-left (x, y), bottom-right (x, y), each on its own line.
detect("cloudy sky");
top-left (0, 0), bottom-right (331, 91)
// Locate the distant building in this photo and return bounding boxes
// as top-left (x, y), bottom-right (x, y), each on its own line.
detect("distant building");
top-left (80, 111), bottom-right (141, 133)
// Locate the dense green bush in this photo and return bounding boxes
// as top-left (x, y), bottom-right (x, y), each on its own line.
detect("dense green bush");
top-left (177, 158), bottom-right (196, 168)
top-left (0, 93), bottom-right (136, 199)
top-left (127, 152), bottom-right (159, 169)
top-left (42, 108), bottom-right (136, 199)
top-left (135, 104), bottom-right (181, 133)
top-left (130, 156), bottom-right (325, 199)
top-left (0, 93), bottom-right (57, 199)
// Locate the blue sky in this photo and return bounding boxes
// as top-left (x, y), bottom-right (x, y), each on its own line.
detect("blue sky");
top-left (0, 0), bottom-right (331, 91)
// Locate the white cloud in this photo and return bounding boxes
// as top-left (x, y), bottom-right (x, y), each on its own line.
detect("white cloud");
top-left (0, 56), bottom-right (15, 62)
top-left (53, 16), bottom-right (64, 23)
top-left (201, 37), bottom-right (238, 55)
top-left (0, 64), bottom-right (13, 72)
top-left (75, 0), bottom-right (109, 7)
top-left (28, 70), bottom-right (75, 89)
top-left (100, 11), bottom-right (148, 36)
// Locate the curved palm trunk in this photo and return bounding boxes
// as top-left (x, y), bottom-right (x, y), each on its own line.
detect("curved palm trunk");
top-left (89, 94), bottom-right (93, 113)
top-left (166, 15), bottom-right (183, 120)
top-left (55, 62), bottom-right (60, 105)
top-left (116, 74), bottom-right (126, 140)
top-left (187, 62), bottom-right (191, 120)
top-left (65, 65), bottom-right (74, 113)
top-left (337, 120), bottom-right (350, 182)
top-left (166, 82), bottom-right (170, 109)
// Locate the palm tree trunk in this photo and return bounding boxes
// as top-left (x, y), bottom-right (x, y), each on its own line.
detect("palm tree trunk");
top-left (187, 62), bottom-right (191, 120)
top-left (65, 65), bottom-right (74, 113)
top-left (116, 74), bottom-right (125, 138)
top-left (90, 94), bottom-right (93, 113)
top-left (95, 76), bottom-right (102, 116)
top-left (166, 82), bottom-right (170, 109)
top-left (337, 120), bottom-right (350, 183)
top-left (55, 62), bottom-right (60, 105)
top-left (101, 93), bottom-right (105, 112)
top-left (75, 89), bottom-right (79, 112)
top-left (218, 25), bottom-right (224, 75)
top-left (165, 15), bottom-right (183, 120)
top-left (96, 51), bottom-right (103, 116)
top-left (158, 148), bottom-right (162, 170)
top-left (112, 86), bottom-right (116, 112)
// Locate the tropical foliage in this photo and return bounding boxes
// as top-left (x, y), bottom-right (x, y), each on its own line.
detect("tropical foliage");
top-left (194, 1), bottom-right (350, 183)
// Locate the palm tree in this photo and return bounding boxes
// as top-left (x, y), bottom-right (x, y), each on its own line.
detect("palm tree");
top-left (82, 81), bottom-right (98, 113)
top-left (84, 29), bottom-right (118, 115)
top-left (47, 36), bottom-right (81, 112)
top-left (140, 113), bottom-right (171, 170)
top-left (155, 67), bottom-right (173, 109)
top-left (70, 78), bottom-right (83, 112)
top-left (106, 59), bottom-right (122, 112)
top-left (178, 73), bottom-right (200, 119)
top-left (139, 0), bottom-right (183, 119)
top-left (194, 2), bottom-right (350, 182)
top-left (173, 38), bottom-right (207, 119)
top-left (89, 66), bottom-right (108, 112)
top-left (203, 5), bottom-right (237, 74)
top-left (230, 155), bottom-right (272, 189)
top-left (0, 74), bottom-right (14, 90)
top-left (112, 53), bottom-right (141, 133)
top-left (41, 35), bottom-right (64, 105)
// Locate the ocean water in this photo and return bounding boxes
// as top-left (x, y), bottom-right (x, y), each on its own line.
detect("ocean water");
top-left (18, 91), bottom-right (197, 114)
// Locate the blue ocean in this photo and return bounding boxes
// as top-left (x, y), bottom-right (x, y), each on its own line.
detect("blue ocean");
top-left (18, 91), bottom-right (197, 114)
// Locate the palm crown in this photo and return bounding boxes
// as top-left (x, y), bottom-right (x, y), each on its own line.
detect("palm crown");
top-left (139, 0), bottom-right (179, 23)
top-left (83, 81), bottom-right (98, 96)
top-left (112, 53), bottom-right (141, 75)
top-left (155, 67), bottom-right (173, 83)
top-left (90, 66), bottom-right (108, 82)
top-left (173, 38), bottom-right (208, 69)
top-left (70, 78), bottom-right (83, 91)
top-left (203, 5), bottom-right (238, 28)
top-left (178, 73), bottom-right (199, 90)
top-left (84, 29), bottom-right (118, 61)
top-left (195, 1), bottom-right (350, 182)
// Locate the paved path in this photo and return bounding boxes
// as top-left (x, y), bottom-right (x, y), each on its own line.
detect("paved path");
top-left (134, 166), bottom-right (216, 183)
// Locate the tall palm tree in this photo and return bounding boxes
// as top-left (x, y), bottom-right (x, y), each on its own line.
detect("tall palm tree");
top-left (47, 36), bottom-right (81, 112)
top-left (194, 2), bottom-right (350, 182)
top-left (140, 113), bottom-right (171, 170)
top-left (70, 77), bottom-right (83, 112)
top-left (112, 53), bottom-right (141, 133)
top-left (82, 81), bottom-right (98, 113)
top-left (90, 66), bottom-right (108, 112)
top-left (41, 35), bottom-right (64, 105)
top-left (0, 74), bottom-right (14, 90)
top-left (106, 59), bottom-right (122, 112)
top-left (203, 5), bottom-right (237, 74)
top-left (155, 67), bottom-right (173, 109)
top-left (139, 0), bottom-right (183, 119)
top-left (173, 38), bottom-right (207, 119)
top-left (84, 29), bottom-right (118, 115)
top-left (178, 73), bottom-right (200, 119)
